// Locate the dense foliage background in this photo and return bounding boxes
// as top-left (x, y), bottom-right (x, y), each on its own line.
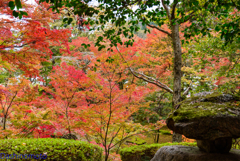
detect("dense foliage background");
top-left (0, 0), bottom-right (240, 160)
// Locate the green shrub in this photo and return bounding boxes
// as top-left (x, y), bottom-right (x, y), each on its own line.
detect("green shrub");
top-left (0, 138), bottom-right (103, 161)
top-left (120, 142), bottom-right (196, 161)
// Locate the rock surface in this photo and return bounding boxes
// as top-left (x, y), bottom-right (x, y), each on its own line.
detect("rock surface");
top-left (197, 138), bottom-right (232, 153)
top-left (150, 146), bottom-right (240, 161)
top-left (167, 92), bottom-right (240, 140)
top-left (167, 115), bottom-right (240, 140)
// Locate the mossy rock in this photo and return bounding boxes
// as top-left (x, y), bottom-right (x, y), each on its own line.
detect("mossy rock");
top-left (120, 142), bottom-right (196, 161)
top-left (0, 138), bottom-right (103, 161)
top-left (167, 92), bottom-right (240, 140)
top-left (168, 92), bottom-right (240, 123)
top-left (151, 146), bottom-right (240, 161)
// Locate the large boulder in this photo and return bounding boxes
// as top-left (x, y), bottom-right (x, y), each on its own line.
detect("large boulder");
top-left (166, 92), bottom-right (240, 153)
top-left (150, 146), bottom-right (240, 161)
top-left (167, 92), bottom-right (240, 140)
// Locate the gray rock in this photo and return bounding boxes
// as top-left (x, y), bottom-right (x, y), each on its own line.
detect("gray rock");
top-left (150, 146), bottom-right (240, 161)
top-left (167, 92), bottom-right (240, 140)
top-left (167, 115), bottom-right (240, 140)
top-left (167, 92), bottom-right (240, 153)
top-left (197, 138), bottom-right (232, 153)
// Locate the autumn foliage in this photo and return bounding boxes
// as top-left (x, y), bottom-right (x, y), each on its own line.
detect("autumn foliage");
top-left (1, 1), bottom-right (240, 160)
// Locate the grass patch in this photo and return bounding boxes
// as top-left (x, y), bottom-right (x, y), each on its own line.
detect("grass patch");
top-left (159, 130), bottom-right (171, 135)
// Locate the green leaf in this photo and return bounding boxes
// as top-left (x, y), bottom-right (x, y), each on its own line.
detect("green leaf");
top-left (8, 1), bottom-right (15, 10)
top-left (67, 18), bottom-right (73, 25)
top-left (19, 13), bottom-right (22, 19)
top-left (181, 40), bottom-right (184, 45)
top-left (63, 18), bottom-right (68, 23)
top-left (106, 57), bottom-right (114, 63)
top-left (15, 0), bottom-right (22, 9)
top-left (20, 11), bottom-right (28, 16)
top-left (12, 11), bottom-right (19, 17)
top-left (215, 26), bottom-right (221, 32)
top-left (81, 43), bottom-right (90, 49)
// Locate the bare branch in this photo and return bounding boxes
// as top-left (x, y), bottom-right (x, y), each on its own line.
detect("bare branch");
top-left (183, 81), bottom-right (192, 95)
top-left (110, 130), bottom-right (155, 149)
top-left (147, 24), bottom-right (172, 37)
top-left (0, 43), bottom-right (32, 50)
top-left (52, 52), bottom-right (95, 60)
top-left (129, 68), bottom-right (173, 93)
top-left (116, 47), bottom-right (173, 94)
top-left (107, 126), bottom-right (122, 151)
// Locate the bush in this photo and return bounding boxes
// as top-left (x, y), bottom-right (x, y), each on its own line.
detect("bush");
top-left (0, 138), bottom-right (103, 161)
top-left (120, 142), bottom-right (196, 161)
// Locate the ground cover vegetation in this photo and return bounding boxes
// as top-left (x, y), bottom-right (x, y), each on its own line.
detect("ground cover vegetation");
top-left (0, 0), bottom-right (240, 160)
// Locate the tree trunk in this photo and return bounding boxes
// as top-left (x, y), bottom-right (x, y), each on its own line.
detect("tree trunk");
top-left (171, 23), bottom-right (182, 142)
top-left (3, 116), bottom-right (6, 130)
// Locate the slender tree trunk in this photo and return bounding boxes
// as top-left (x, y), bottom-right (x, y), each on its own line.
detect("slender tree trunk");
top-left (3, 115), bottom-right (7, 130)
top-left (156, 130), bottom-right (160, 143)
top-left (66, 108), bottom-right (71, 135)
top-left (171, 23), bottom-right (182, 142)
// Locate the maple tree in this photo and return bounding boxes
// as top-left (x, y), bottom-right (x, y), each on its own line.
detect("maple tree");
top-left (0, 0), bottom-right (71, 81)
top-left (0, 0), bottom-right (75, 139)
top-left (41, 36), bottom-right (151, 160)
top-left (39, 62), bottom-right (91, 136)
top-left (0, 77), bottom-right (43, 138)
top-left (120, 28), bottom-right (178, 144)
top-left (81, 49), bottom-right (151, 161)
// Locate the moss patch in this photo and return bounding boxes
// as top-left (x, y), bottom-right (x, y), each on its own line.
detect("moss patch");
top-left (159, 130), bottom-right (171, 135)
top-left (120, 142), bottom-right (196, 161)
top-left (126, 136), bottom-right (146, 145)
top-left (0, 138), bottom-right (103, 161)
top-left (168, 92), bottom-right (240, 122)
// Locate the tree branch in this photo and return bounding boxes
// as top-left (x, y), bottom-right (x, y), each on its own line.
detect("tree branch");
top-left (171, 1), bottom-right (179, 20)
top-left (130, 68), bottom-right (173, 93)
top-left (161, 0), bottom-right (171, 20)
top-left (107, 125), bottom-right (122, 151)
top-left (180, 11), bottom-right (195, 24)
top-left (147, 24), bottom-right (172, 37)
top-left (110, 130), bottom-right (154, 149)
top-left (183, 81), bottom-right (192, 95)
top-left (116, 47), bottom-right (173, 94)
